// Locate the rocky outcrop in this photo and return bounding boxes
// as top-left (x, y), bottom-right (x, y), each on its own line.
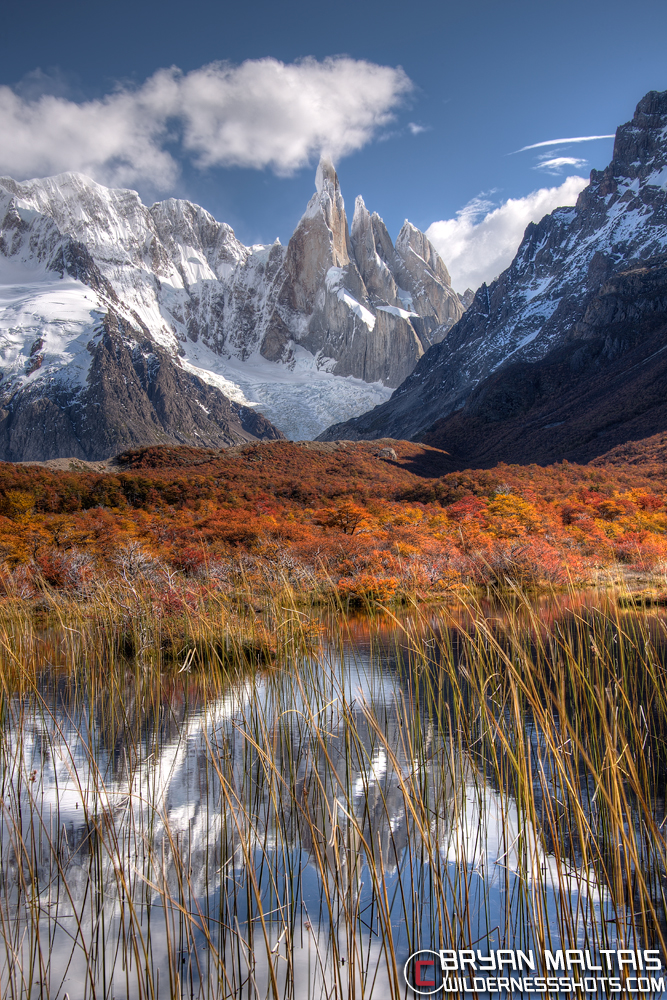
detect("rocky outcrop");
top-left (319, 89), bottom-right (667, 455)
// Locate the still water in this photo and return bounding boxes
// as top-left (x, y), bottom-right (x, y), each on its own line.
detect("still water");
top-left (0, 597), bottom-right (665, 999)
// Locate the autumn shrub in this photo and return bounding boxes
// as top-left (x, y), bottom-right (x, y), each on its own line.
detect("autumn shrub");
top-left (313, 497), bottom-right (369, 535)
top-left (613, 532), bottom-right (667, 570)
top-left (485, 493), bottom-right (542, 537)
top-left (561, 503), bottom-right (591, 526)
top-left (0, 564), bottom-right (38, 600)
top-left (154, 589), bottom-right (188, 618)
top-left (36, 549), bottom-right (94, 592)
top-left (445, 495), bottom-right (486, 522)
top-left (2, 489), bottom-right (38, 523)
top-left (337, 574), bottom-right (399, 605)
top-left (170, 544), bottom-right (207, 576)
top-left (632, 491), bottom-right (664, 512)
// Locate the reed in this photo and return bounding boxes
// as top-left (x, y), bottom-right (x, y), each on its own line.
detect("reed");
top-left (0, 577), bottom-right (664, 998)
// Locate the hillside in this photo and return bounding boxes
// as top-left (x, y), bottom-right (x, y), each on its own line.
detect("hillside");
top-left (421, 254), bottom-right (667, 464)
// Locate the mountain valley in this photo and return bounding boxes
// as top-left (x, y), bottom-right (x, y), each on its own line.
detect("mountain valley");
top-left (2, 88), bottom-right (667, 470)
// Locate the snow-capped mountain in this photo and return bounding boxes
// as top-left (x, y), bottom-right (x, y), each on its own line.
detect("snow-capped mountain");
top-left (320, 89), bottom-right (667, 462)
top-left (0, 158), bottom-right (464, 460)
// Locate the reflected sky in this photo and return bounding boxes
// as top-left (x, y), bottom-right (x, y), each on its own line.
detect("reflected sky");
top-left (0, 607), bottom-right (662, 999)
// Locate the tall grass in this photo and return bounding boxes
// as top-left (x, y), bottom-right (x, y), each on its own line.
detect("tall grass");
top-left (0, 579), bottom-right (665, 998)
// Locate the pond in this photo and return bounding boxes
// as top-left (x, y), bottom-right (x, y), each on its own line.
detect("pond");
top-left (1, 590), bottom-right (666, 999)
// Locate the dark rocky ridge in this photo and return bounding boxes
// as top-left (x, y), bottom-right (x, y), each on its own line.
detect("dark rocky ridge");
top-left (421, 254), bottom-right (667, 464)
top-left (0, 309), bottom-right (283, 463)
top-left (319, 89), bottom-right (667, 460)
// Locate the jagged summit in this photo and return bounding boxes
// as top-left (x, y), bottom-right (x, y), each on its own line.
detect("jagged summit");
top-left (593, 89), bottom-right (667, 187)
top-left (350, 195), bottom-right (399, 304)
top-left (281, 161), bottom-right (466, 387)
top-left (396, 220), bottom-right (453, 286)
top-left (303, 157), bottom-right (349, 263)
top-left (0, 157), bottom-right (468, 459)
top-left (314, 155), bottom-right (338, 195)
top-left (318, 88), bottom-right (667, 461)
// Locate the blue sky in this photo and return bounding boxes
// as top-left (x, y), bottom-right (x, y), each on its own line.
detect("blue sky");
top-left (1, 0), bottom-right (666, 290)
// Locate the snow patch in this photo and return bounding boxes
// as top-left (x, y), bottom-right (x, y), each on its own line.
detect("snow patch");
top-left (338, 290), bottom-right (376, 329)
top-left (645, 166), bottom-right (667, 189)
top-left (325, 267), bottom-right (376, 329)
top-left (377, 304), bottom-right (419, 320)
top-left (0, 267), bottom-right (102, 390)
top-left (302, 193), bottom-right (323, 221)
top-left (617, 177), bottom-right (640, 196)
top-left (523, 276), bottom-right (554, 302)
top-left (396, 286), bottom-right (415, 310)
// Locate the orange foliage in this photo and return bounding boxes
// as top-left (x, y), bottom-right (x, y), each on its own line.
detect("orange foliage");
top-left (337, 574), bottom-right (399, 604)
top-left (313, 498), bottom-right (368, 535)
top-left (0, 440), bottom-right (664, 599)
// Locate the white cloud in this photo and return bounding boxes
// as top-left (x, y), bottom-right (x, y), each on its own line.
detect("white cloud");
top-left (0, 84), bottom-right (179, 189)
top-left (426, 176), bottom-right (588, 293)
top-left (536, 155), bottom-right (588, 173)
top-left (407, 122), bottom-right (429, 135)
top-left (0, 57), bottom-right (413, 189)
top-left (513, 134), bottom-right (614, 153)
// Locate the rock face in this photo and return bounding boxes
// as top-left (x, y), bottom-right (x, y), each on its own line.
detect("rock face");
top-left (421, 254), bottom-right (667, 464)
top-left (0, 160), bottom-right (465, 457)
top-left (319, 89), bottom-right (667, 462)
top-left (273, 157), bottom-right (464, 386)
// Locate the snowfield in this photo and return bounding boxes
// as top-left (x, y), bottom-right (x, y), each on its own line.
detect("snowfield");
top-left (0, 259), bottom-right (103, 392)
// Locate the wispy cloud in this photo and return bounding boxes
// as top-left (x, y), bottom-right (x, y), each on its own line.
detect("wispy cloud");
top-left (426, 176), bottom-right (588, 292)
top-left (513, 134), bottom-right (614, 153)
top-left (535, 155), bottom-right (588, 173)
top-left (407, 122), bottom-right (430, 135)
top-left (0, 57), bottom-right (414, 189)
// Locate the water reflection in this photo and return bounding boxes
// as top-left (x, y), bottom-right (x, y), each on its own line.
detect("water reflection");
top-left (0, 601), bottom-right (664, 998)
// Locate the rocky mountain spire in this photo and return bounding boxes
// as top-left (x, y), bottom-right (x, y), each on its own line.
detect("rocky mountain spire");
top-left (350, 195), bottom-right (400, 304)
top-left (314, 156), bottom-right (351, 264)
top-left (283, 156), bottom-right (353, 314)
